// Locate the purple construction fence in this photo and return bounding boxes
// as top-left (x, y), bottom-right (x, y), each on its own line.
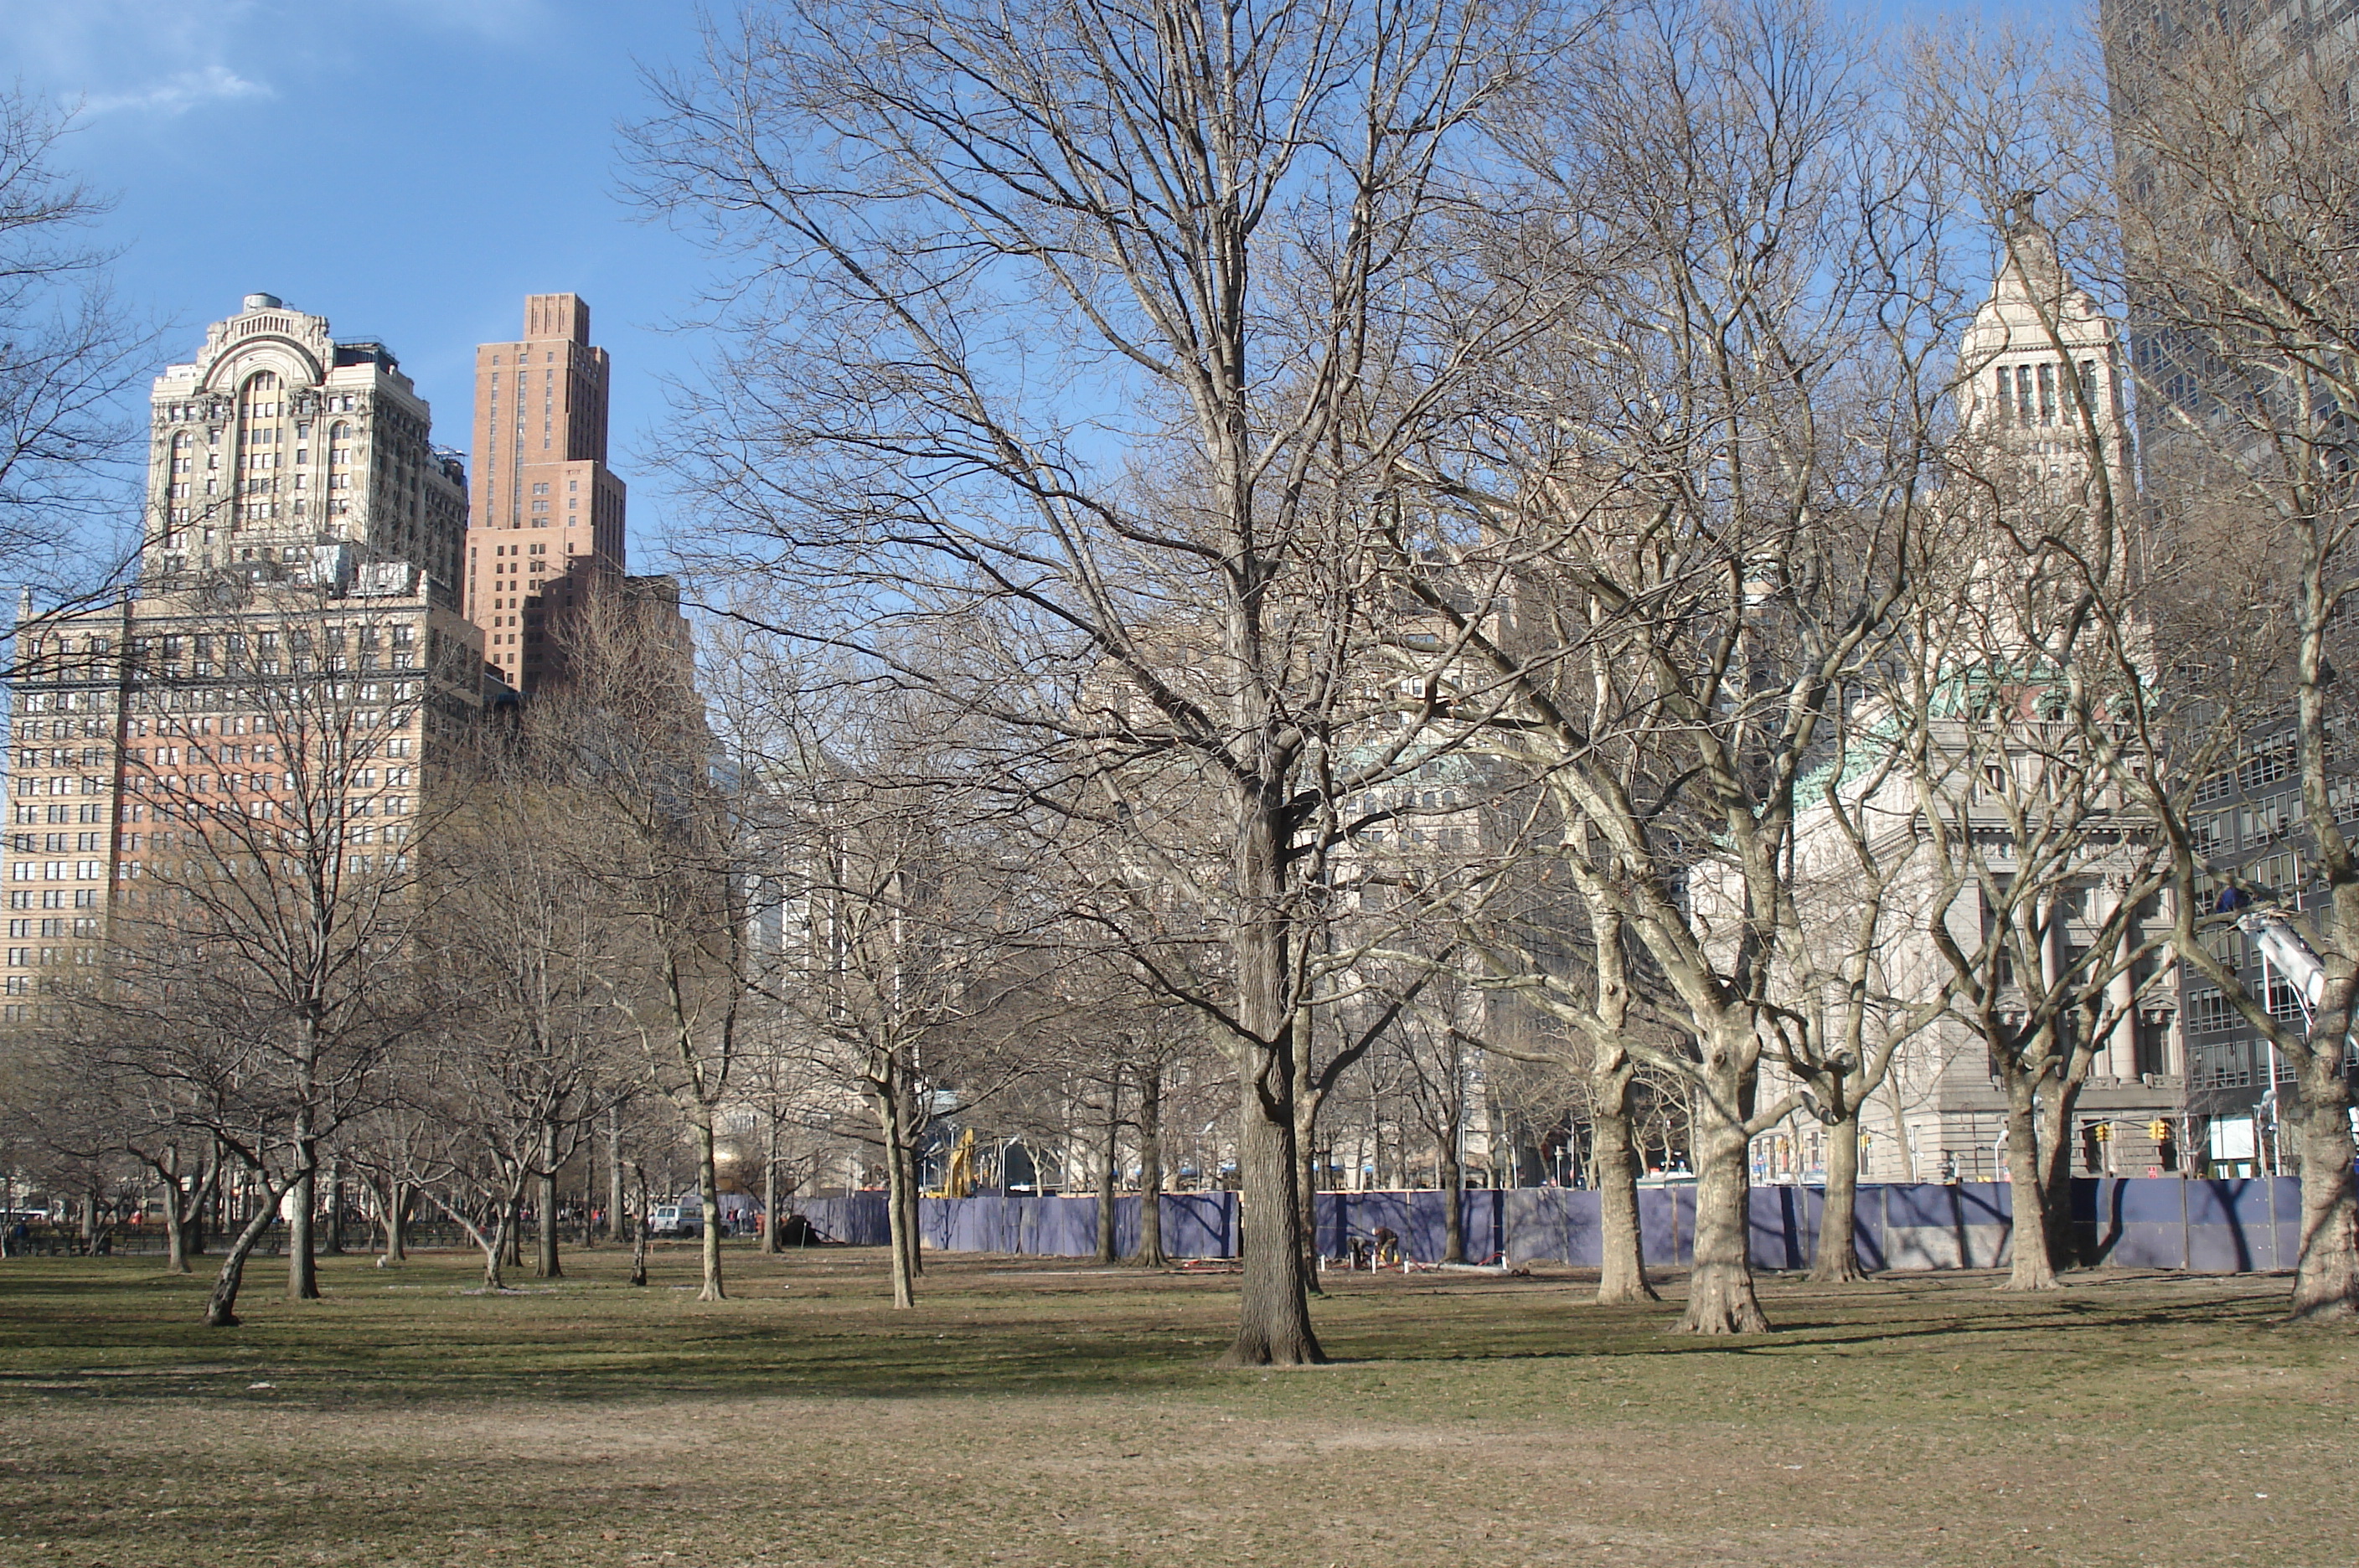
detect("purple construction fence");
top-left (787, 1193), bottom-right (1239, 1258)
top-left (782, 1178), bottom-right (2305, 1273)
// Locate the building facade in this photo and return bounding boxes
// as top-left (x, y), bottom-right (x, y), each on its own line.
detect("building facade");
top-left (1748, 215), bottom-right (2189, 1187)
top-left (2099, 0), bottom-right (2359, 1173)
top-left (2, 296), bottom-right (486, 1019)
top-left (466, 294), bottom-right (629, 693)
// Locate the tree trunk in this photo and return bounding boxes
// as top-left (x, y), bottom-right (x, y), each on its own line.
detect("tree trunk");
top-left (1291, 1014), bottom-right (1326, 1295)
top-left (286, 1164), bottom-right (319, 1302)
top-left (536, 1119), bottom-right (563, 1280)
top-left (204, 1195), bottom-right (283, 1328)
top-left (1298, 1142), bottom-right (1325, 1288)
top-left (481, 1208), bottom-right (512, 1290)
top-left (761, 1106), bottom-right (780, 1256)
top-left (1135, 1062), bottom-right (1167, 1266)
top-left (1679, 1056), bottom-right (1768, 1334)
top-left (160, 1182), bottom-right (188, 1273)
top-left (2000, 1066), bottom-right (2057, 1291)
top-left (1809, 1112), bottom-right (1866, 1283)
top-left (880, 1094), bottom-right (916, 1309)
top-left (1219, 1047), bottom-right (1324, 1366)
top-left (871, 1069), bottom-right (921, 1306)
top-left (190, 1158), bottom-right (218, 1258)
top-left (1214, 782), bottom-right (1323, 1367)
top-left (1587, 912), bottom-right (1658, 1304)
top-left (895, 1086), bottom-right (923, 1280)
top-left (1591, 1053), bottom-right (1658, 1304)
top-left (505, 1199), bottom-right (524, 1268)
top-left (900, 1141), bottom-right (923, 1280)
top-left (608, 1103), bottom-right (626, 1246)
top-left (380, 1176), bottom-right (408, 1265)
top-left (629, 1168), bottom-right (649, 1287)
top-left (2036, 1086), bottom-right (2081, 1274)
top-left (1440, 1123), bottom-right (1467, 1265)
top-left (158, 1152), bottom-right (191, 1275)
top-left (2289, 1042), bottom-right (2359, 1319)
top-left (1096, 1075), bottom-right (1120, 1265)
top-left (321, 1155), bottom-right (343, 1256)
top-left (694, 1115), bottom-right (725, 1302)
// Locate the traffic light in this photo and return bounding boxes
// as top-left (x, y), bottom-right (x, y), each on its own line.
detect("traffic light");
top-left (2093, 1122), bottom-right (2113, 1142)
top-left (2148, 1120), bottom-right (2172, 1144)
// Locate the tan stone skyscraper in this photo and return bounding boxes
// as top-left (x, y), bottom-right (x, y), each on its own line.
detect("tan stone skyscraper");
top-left (1, 294), bottom-right (486, 1021)
top-left (466, 294), bottom-right (628, 691)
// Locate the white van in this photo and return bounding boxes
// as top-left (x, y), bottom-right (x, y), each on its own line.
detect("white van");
top-left (647, 1201), bottom-right (704, 1238)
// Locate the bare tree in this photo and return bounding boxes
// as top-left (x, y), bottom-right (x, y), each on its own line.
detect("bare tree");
top-left (631, 0), bottom-right (1550, 1363)
top-left (534, 583), bottom-right (746, 1302)
top-left (2097, 11), bottom-right (2359, 1318)
top-left (0, 90), bottom-right (153, 632)
top-left (735, 658), bottom-right (1048, 1308)
top-left (85, 587), bottom-right (457, 1324)
top-left (426, 735), bottom-right (630, 1282)
top-left (1409, 0), bottom-right (1943, 1331)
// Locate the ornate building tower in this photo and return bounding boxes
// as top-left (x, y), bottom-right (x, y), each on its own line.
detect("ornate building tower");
top-left (1956, 198), bottom-right (2138, 616)
top-left (144, 293), bottom-right (467, 597)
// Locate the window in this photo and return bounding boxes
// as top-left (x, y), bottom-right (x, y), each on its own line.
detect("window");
top-left (2267, 973), bottom-right (2305, 1023)
top-left (2238, 734), bottom-right (2295, 789)
top-left (2015, 364), bottom-right (2034, 423)
top-left (2036, 363), bottom-right (2057, 425)
top-left (2242, 795), bottom-right (2294, 848)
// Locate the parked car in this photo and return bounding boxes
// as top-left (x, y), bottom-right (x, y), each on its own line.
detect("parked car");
top-left (647, 1203), bottom-right (703, 1238)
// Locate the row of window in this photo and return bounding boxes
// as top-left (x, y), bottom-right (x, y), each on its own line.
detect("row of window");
top-left (120, 773), bottom-right (412, 811)
top-left (8, 918), bottom-right (97, 938)
top-left (7, 889), bottom-right (97, 910)
top-left (3, 947), bottom-right (95, 969)
top-left (7, 833), bottom-right (102, 854)
top-left (9, 806), bottom-right (106, 827)
top-left (8, 860), bottom-right (106, 882)
top-left (2185, 976), bottom-right (2307, 1035)
top-left (110, 819), bottom-right (408, 857)
top-left (13, 776), bottom-right (104, 797)
top-left (1994, 359), bottom-right (2106, 426)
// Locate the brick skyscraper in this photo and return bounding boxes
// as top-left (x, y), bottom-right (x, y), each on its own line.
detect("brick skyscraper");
top-left (467, 294), bottom-right (628, 692)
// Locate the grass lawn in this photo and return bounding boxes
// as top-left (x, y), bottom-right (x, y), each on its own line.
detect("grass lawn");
top-left (0, 1245), bottom-right (2351, 1567)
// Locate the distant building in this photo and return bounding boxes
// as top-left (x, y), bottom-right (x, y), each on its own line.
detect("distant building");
top-left (466, 294), bottom-right (630, 693)
top-left (1744, 216), bottom-right (2187, 1186)
top-left (2099, 0), bottom-right (2359, 1171)
top-left (1, 295), bottom-right (487, 1019)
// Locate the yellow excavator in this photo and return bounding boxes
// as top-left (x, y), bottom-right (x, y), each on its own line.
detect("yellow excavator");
top-left (930, 1127), bottom-right (979, 1199)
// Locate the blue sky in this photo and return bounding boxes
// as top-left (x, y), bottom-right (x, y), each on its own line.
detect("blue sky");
top-left (2, 0), bottom-right (2073, 566)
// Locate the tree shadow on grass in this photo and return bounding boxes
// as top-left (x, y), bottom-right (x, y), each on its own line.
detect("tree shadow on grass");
top-left (0, 1256), bottom-right (2304, 1411)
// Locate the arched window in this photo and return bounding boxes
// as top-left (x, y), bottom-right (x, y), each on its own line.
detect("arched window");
top-left (240, 370), bottom-right (282, 422)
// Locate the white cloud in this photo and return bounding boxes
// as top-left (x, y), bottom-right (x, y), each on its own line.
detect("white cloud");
top-left (2, 2), bottom-right (273, 120)
top-left (83, 64), bottom-right (275, 119)
top-left (3, 0), bottom-right (560, 129)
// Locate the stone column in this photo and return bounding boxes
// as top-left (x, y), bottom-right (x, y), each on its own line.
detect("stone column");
top-left (2102, 875), bottom-right (2139, 1080)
